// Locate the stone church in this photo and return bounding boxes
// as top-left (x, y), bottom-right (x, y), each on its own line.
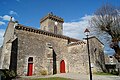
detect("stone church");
top-left (0, 13), bottom-right (106, 76)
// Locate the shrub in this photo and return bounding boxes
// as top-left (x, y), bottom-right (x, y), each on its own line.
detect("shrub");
top-left (111, 70), bottom-right (119, 75)
top-left (8, 70), bottom-right (16, 78)
top-left (40, 69), bottom-right (47, 75)
top-left (0, 69), bottom-right (17, 80)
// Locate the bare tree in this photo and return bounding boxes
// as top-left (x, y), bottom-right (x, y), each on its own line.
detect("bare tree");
top-left (91, 4), bottom-right (120, 62)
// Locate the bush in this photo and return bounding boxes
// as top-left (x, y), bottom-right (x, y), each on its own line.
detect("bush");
top-left (111, 70), bottom-right (119, 75)
top-left (40, 69), bottom-right (47, 75)
top-left (0, 69), bottom-right (16, 80)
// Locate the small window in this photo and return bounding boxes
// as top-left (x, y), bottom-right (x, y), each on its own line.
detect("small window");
top-left (28, 57), bottom-right (33, 62)
top-left (110, 56), bottom-right (113, 58)
top-left (46, 43), bottom-right (52, 48)
top-left (54, 25), bottom-right (57, 34)
top-left (44, 26), bottom-right (47, 30)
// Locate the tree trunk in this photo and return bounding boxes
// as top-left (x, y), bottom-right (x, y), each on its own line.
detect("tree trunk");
top-left (113, 47), bottom-right (120, 62)
top-left (112, 45), bottom-right (120, 76)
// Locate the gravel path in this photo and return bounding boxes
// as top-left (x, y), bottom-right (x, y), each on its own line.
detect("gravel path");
top-left (13, 73), bottom-right (120, 80)
top-left (52, 73), bottom-right (120, 80)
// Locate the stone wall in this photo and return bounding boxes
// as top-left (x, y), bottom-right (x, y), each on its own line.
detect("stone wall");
top-left (40, 13), bottom-right (63, 35)
top-left (67, 43), bottom-right (89, 74)
top-left (15, 29), bottom-right (68, 76)
top-left (67, 37), bottom-right (106, 74)
top-left (0, 21), bottom-right (16, 69)
top-left (89, 37), bottom-right (106, 73)
top-left (104, 54), bottom-right (118, 64)
top-left (40, 18), bottom-right (63, 34)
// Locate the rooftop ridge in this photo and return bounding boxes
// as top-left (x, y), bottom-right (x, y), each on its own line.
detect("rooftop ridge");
top-left (89, 36), bottom-right (104, 45)
top-left (67, 41), bottom-right (86, 47)
top-left (15, 24), bottom-right (80, 42)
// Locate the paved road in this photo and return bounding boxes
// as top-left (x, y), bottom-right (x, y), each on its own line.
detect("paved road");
top-left (13, 73), bottom-right (120, 80)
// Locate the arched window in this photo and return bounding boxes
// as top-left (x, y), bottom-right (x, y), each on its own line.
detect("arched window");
top-left (54, 25), bottom-right (57, 34)
top-left (28, 57), bottom-right (33, 62)
top-left (44, 26), bottom-right (46, 30)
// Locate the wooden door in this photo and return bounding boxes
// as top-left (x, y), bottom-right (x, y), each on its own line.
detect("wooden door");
top-left (60, 60), bottom-right (65, 73)
top-left (28, 63), bottom-right (33, 76)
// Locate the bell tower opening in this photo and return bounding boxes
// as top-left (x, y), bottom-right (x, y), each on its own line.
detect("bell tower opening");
top-left (40, 13), bottom-right (64, 35)
top-left (54, 25), bottom-right (57, 34)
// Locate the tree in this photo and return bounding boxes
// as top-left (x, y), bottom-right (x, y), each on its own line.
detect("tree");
top-left (91, 4), bottom-right (120, 62)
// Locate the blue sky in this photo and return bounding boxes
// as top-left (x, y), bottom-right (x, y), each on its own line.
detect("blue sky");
top-left (0, 0), bottom-right (120, 55)
top-left (0, 0), bottom-right (119, 28)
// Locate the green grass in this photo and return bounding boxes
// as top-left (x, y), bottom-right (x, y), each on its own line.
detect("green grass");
top-left (93, 72), bottom-right (114, 75)
top-left (31, 77), bottom-right (73, 80)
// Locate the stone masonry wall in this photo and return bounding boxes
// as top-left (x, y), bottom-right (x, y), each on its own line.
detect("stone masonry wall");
top-left (15, 29), bottom-right (68, 76)
top-left (89, 37), bottom-right (106, 73)
top-left (67, 44), bottom-right (89, 74)
top-left (41, 19), bottom-right (63, 35)
top-left (0, 21), bottom-right (15, 69)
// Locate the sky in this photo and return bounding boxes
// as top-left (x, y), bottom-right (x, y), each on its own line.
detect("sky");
top-left (0, 0), bottom-right (120, 55)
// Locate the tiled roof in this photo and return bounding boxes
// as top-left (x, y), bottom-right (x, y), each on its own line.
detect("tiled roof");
top-left (15, 24), bottom-right (80, 42)
top-left (67, 41), bottom-right (86, 46)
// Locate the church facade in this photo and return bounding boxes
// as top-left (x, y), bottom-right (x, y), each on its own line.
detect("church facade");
top-left (0, 13), bottom-right (106, 76)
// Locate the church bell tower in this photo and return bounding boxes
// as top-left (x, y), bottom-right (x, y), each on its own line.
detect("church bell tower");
top-left (40, 13), bottom-right (64, 35)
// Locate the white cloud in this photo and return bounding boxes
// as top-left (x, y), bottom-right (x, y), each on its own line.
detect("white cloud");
top-left (81, 15), bottom-right (94, 20)
top-left (3, 15), bottom-right (15, 21)
top-left (0, 21), bottom-right (5, 26)
top-left (63, 15), bottom-right (115, 55)
top-left (63, 15), bottom-right (93, 39)
top-left (0, 15), bottom-right (15, 21)
top-left (0, 29), bottom-right (5, 47)
top-left (9, 11), bottom-right (17, 15)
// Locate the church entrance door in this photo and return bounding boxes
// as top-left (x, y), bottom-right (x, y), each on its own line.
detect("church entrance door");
top-left (28, 63), bottom-right (33, 76)
top-left (60, 60), bottom-right (65, 73)
top-left (27, 57), bottom-right (33, 76)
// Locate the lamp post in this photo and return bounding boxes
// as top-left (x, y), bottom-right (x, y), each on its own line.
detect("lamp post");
top-left (84, 28), bottom-right (92, 80)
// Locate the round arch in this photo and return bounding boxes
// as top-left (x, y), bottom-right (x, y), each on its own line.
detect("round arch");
top-left (27, 57), bottom-right (33, 76)
top-left (60, 60), bottom-right (66, 73)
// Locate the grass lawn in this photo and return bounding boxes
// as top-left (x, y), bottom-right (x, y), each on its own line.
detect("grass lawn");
top-left (93, 72), bottom-right (114, 75)
top-left (30, 77), bottom-right (73, 80)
